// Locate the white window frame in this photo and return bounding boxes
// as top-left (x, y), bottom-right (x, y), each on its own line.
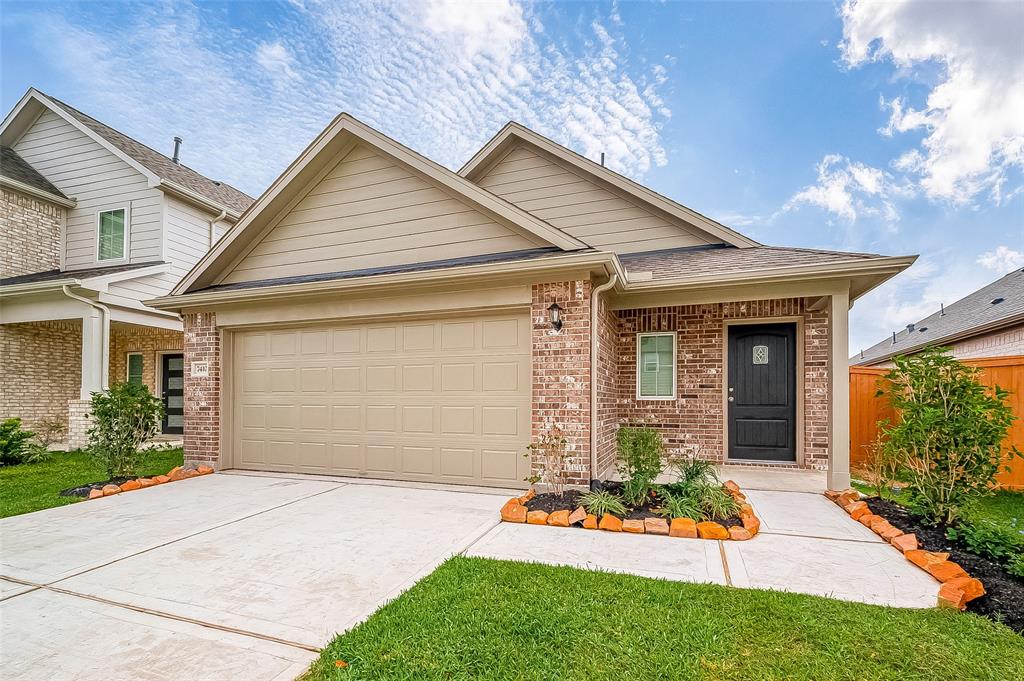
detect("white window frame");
top-left (126, 352), bottom-right (144, 384)
top-left (96, 206), bottom-right (129, 262)
top-left (636, 331), bottom-right (677, 400)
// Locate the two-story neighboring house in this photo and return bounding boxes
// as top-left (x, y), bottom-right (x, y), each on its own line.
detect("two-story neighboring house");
top-left (0, 88), bottom-right (253, 447)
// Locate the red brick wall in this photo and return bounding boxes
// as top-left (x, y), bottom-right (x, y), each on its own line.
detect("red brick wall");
top-left (615, 298), bottom-right (831, 470)
top-left (594, 292), bottom-right (620, 478)
top-left (182, 312), bottom-right (220, 468)
top-left (531, 280), bottom-right (592, 486)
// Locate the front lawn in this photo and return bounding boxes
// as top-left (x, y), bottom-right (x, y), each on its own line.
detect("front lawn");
top-left (307, 557), bottom-right (1024, 680)
top-left (0, 447), bottom-right (183, 518)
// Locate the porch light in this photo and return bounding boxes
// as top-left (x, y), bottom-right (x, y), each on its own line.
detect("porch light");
top-left (547, 302), bottom-right (563, 331)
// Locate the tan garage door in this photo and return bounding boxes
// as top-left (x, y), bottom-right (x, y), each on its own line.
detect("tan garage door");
top-left (231, 312), bottom-right (532, 487)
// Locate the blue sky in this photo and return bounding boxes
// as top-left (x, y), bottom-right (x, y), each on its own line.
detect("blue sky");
top-left (2, 0), bottom-right (1022, 352)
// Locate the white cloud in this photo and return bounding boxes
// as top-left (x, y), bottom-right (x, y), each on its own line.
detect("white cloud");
top-left (782, 154), bottom-right (902, 223)
top-left (8, 1), bottom-right (669, 195)
top-left (977, 245), bottom-right (1024, 274)
top-left (255, 41), bottom-right (299, 85)
top-left (840, 0), bottom-right (1024, 204)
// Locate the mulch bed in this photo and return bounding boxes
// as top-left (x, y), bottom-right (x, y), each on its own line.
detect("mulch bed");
top-left (59, 478), bottom-right (137, 498)
top-left (866, 497), bottom-right (1024, 633)
top-left (524, 481), bottom-right (742, 528)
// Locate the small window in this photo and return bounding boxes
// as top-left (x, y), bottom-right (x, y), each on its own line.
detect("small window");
top-left (637, 332), bottom-right (676, 399)
top-left (97, 208), bottom-right (127, 260)
top-left (127, 353), bottom-right (144, 385)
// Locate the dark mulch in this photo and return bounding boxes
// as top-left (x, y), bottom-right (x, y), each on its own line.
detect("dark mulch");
top-left (58, 477), bottom-right (137, 498)
top-left (866, 497), bottom-right (1024, 633)
top-left (524, 481), bottom-right (740, 528)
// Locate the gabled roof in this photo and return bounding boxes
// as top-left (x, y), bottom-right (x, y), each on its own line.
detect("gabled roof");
top-left (855, 267), bottom-right (1024, 365)
top-left (172, 113), bottom-right (588, 295)
top-left (0, 261), bottom-right (166, 287)
top-left (459, 121), bottom-right (760, 249)
top-left (0, 88), bottom-right (253, 215)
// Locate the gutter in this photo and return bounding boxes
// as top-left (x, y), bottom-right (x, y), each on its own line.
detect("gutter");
top-left (61, 285), bottom-right (110, 391)
top-left (589, 273), bottom-right (618, 488)
top-left (0, 278), bottom-right (79, 296)
top-left (208, 209), bottom-right (227, 249)
top-left (0, 175), bottom-right (77, 208)
top-left (157, 180), bottom-right (240, 221)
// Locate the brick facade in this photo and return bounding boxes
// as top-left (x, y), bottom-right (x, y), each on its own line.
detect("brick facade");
top-left (0, 321), bottom-right (82, 433)
top-left (182, 312), bottom-right (221, 468)
top-left (1, 186), bottom-right (62, 279)
top-left (594, 291), bottom-right (620, 478)
top-left (531, 280), bottom-right (592, 486)
top-left (612, 298), bottom-right (832, 471)
top-left (109, 324), bottom-right (184, 396)
top-left (948, 323), bottom-right (1023, 361)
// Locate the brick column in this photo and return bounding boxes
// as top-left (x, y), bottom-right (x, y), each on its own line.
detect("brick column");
top-left (531, 280), bottom-right (592, 487)
top-left (183, 312), bottom-right (221, 469)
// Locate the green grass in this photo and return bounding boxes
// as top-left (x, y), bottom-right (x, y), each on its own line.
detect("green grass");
top-left (853, 480), bottom-right (1023, 531)
top-left (307, 557), bottom-right (1024, 681)
top-left (0, 448), bottom-right (183, 518)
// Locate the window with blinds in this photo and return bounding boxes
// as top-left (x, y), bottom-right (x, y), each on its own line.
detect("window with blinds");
top-left (637, 332), bottom-right (676, 399)
top-left (97, 208), bottom-right (126, 260)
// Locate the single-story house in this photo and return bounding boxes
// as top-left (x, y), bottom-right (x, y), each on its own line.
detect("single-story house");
top-left (148, 115), bottom-right (915, 490)
top-left (854, 267), bottom-right (1024, 367)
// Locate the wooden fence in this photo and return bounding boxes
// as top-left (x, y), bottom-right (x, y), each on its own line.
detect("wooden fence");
top-left (849, 356), bottom-right (1024, 490)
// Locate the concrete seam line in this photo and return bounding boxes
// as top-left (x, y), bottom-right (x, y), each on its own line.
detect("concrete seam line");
top-left (758, 531), bottom-right (882, 545)
top-left (220, 471), bottom-right (514, 498)
top-left (39, 484), bottom-right (347, 589)
top-left (456, 519), bottom-right (503, 557)
top-left (42, 583), bottom-right (320, 653)
top-left (718, 541), bottom-right (732, 587)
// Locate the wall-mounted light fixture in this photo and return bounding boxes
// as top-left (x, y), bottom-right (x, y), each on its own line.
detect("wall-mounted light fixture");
top-left (547, 302), bottom-right (563, 331)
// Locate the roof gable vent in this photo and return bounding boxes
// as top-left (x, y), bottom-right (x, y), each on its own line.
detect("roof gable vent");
top-left (991, 297), bottom-right (1005, 305)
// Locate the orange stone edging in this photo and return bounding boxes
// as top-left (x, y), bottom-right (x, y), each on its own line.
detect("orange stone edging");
top-left (498, 480), bottom-right (761, 542)
top-left (824, 489), bottom-right (986, 610)
top-left (85, 465), bottom-right (214, 501)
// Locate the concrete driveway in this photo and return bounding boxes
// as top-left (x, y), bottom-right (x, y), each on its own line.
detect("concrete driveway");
top-left (0, 473), bottom-right (508, 681)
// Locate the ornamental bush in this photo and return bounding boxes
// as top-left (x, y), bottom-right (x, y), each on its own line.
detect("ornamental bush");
top-left (880, 347), bottom-right (1020, 525)
top-left (0, 418), bottom-right (37, 466)
top-left (86, 382), bottom-right (164, 479)
top-left (616, 426), bottom-right (664, 505)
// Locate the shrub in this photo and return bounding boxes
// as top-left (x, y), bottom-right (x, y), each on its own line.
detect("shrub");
top-left (669, 453), bottom-right (719, 488)
top-left (696, 485), bottom-right (740, 520)
top-left (858, 435), bottom-right (904, 501)
top-left (616, 426), bottom-right (664, 505)
top-left (579, 490), bottom-right (628, 517)
top-left (1008, 553), bottom-right (1024, 579)
top-left (525, 427), bottom-right (569, 497)
top-left (0, 418), bottom-right (37, 466)
top-left (880, 348), bottom-right (1021, 525)
top-left (946, 519), bottom-right (1024, 564)
top-left (86, 382), bottom-right (164, 479)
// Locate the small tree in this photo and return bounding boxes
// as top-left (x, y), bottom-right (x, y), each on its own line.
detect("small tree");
top-left (86, 382), bottom-right (164, 479)
top-left (880, 347), bottom-right (1020, 525)
top-left (525, 427), bottom-right (569, 497)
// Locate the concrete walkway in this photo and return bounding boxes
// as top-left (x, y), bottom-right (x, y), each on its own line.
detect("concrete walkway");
top-left (468, 485), bottom-right (938, 609)
top-left (1, 471), bottom-right (937, 680)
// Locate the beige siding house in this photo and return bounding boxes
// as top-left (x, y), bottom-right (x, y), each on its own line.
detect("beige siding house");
top-left (149, 115), bottom-right (915, 491)
top-left (0, 88), bottom-right (253, 446)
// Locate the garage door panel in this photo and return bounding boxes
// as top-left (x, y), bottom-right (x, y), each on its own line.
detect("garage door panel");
top-left (233, 312), bottom-right (530, 487)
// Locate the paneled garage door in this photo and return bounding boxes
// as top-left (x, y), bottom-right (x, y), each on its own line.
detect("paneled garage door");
top-left (231, 312), bottom-right (532, 487)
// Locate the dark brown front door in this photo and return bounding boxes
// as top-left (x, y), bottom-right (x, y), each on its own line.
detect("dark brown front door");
top-left (727, 323), bottom-right (796, 462)
top-left (161, 354), bottom-right (184, 435)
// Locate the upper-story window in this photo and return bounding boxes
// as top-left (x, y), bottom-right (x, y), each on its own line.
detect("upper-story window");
top-left (97, 208), bottom-right (127, 261)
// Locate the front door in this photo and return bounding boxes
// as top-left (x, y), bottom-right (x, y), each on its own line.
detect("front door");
top-left (727, 323), bottom-right (796, 462)
top-left (161, 354), bottom-right (184, 435)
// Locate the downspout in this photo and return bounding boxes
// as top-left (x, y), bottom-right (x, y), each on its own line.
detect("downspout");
top-left (62, 285), bottom-right (111, 391)
top-left (208, 209), bottom-right (227, 249)
top-left (589, 273), bottom-right (618, 490)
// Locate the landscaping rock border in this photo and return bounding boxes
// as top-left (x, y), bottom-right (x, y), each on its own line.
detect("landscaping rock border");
top-left (499, 481), bottom-right (761, 541)
top-left (825, 488), bottom-right (985, 610)
top-left (84, 465), bottom-right (214, 500)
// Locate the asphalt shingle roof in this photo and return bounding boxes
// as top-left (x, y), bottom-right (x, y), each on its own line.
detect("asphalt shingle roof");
top-left (44, 94), bottom-right (253, 214)
top-left (855, 268), bottom-right (1024, 365)
top-left (619, 244), bottom-right (886, 281)
top-left (0, 145), bottom-right (68, 199)
top-left (0, 261), bottom-right (165, 287)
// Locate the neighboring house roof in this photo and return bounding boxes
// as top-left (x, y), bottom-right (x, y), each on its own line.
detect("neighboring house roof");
top-left (0, 261), bottom-right (166, 287)
top-left (172, 113), bottom-right (588, 295)
top-left (0, 145), bottom-right (67, 199)
top-left (198, 247), bottom-right (573, 293)
top-left (0, 88), bottom-right (253, 215)
top-left (854, 267), bottom-right (1024, 365)
top-left (620, 245), bottom-right (887, 282)
top-left (459, 121), bottom-right (760, 250)
top-left (43, 94), bottom-right (253, 214)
